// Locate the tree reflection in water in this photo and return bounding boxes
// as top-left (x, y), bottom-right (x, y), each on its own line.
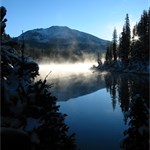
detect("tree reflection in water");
top-left (104, 73), bottom-right (149, 150)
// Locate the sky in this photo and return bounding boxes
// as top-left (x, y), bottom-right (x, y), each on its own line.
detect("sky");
top-left (1, 0), bottom-right (149, 40)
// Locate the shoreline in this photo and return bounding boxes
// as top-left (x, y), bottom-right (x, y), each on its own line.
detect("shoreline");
top-left (91, 66), bottom-right (150, 76)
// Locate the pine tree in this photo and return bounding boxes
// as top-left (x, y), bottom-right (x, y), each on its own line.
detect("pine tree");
top-left (125, 14), bottom-right (131, 48)
top-left (105, 44), bottom-right (112, 64)
top-left (0, 6), bottom-right (7, 37)
top-left (118, 27), bottom-right (126, 60)
top-left (118, 14), bottom-right (131, 64)
top-left (136, 10), bottom-right (149, 61)
top-left (112, 28), bottom-right (117, 61)
top-left (130, 9), bottom-right (149, 62)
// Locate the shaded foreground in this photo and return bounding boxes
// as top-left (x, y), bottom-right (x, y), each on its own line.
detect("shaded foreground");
top-left (1, 44), bottom-right (77, 150)
top-left (1, 6), bottom-right (77, 150)
top-left (1, 36), bottom-right (76, 150)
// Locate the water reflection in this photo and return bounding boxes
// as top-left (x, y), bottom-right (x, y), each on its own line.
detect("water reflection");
top-left (103, 73), bottom-right (149, 150)
top-left (38, 64), bottom-right (106, 101)
top-left (58, 88), bottom-right (125, 150)
top-left (38, 64), bottom-right (149, 149)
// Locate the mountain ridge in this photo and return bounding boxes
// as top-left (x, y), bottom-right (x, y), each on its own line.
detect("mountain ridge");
top-left (18, 26), bottom-right (108, 41)
top-left (16, 26), bottom-right (110, 62)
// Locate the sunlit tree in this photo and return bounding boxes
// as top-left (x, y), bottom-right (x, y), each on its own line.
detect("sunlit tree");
top-left (130, 9), bottom-right (149, 62)
top-left (136, 10), bottom-right (149, 61)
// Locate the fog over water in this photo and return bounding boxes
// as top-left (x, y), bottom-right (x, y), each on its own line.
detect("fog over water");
top-left (38, 62), bottom-right (97, 78)
top-left (37, 62), bottom-right (106, 101)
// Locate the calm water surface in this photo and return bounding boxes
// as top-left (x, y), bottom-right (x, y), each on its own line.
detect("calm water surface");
top-left (39, 64), bottom-right (149, 150)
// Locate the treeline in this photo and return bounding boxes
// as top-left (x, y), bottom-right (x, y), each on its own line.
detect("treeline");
top-left (102, 9), bottom-right (149, 70)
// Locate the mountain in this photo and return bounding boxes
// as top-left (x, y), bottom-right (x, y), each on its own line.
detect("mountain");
top-left (16, 26), bottom-right (110, 62)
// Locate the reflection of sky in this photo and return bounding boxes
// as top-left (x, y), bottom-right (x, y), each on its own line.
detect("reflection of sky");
top-left (58, 89), bottom-right (126, 150)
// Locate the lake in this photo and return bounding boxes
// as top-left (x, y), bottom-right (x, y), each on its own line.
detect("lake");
top-left (38, 63), bottom-right (149, 150)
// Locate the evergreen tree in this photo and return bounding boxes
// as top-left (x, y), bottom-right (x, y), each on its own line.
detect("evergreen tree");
top-left (130, 24), bottom-right (137, 60)
top-left (105, 44), bottom-right (112, 64)
top-left (130, 9), bottom-right (149, 62)
top-left (136, 10), bottom-right (149, 61)
top-left (118, 14), bottom-right (131, 64)
top-left (118, 27), bottom-right (125, 60)
top-left (0, 6), bottom-right (7, 37)
top-left (112, 28), bottom-right (117, 61)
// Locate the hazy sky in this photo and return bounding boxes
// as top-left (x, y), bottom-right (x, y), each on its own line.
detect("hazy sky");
top-left (2, 0), bottom-right (149, 40)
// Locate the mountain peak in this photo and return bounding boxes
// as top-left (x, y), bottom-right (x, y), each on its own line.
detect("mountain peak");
top-left (16, 26), bottom-right (110, 62)
top-left (49, 25), bottom-right (70, 29)
top-left (17, 26), bottom-right (110, 57)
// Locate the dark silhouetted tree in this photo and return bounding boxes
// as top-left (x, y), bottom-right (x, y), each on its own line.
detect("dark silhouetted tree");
top-left (105, 44), bottom-right (112, 64)
top-left (1, 6), bottom-right (77, 150)
top-left (118, 14), bottom-right (131, 64)
top-left (112, 28), bottom-right (118, 61)
top-left (130, 9), bottom-right (149, 62)
top-left (0, 6), bottom-right (7, 37)
top-left (136, 10), bottom-right (149, 61)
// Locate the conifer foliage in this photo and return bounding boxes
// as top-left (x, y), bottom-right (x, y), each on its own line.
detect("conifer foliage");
top-left (0, 6), bottom-right (7, 36)
top-left (1, 6), bottom-right (77, 150)
top-left (131, 9), bottom-right (149, 62)
top-left (112, 28), bottom-right (117, 61)
top-left (118, 14), bottom-right (131, 64)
